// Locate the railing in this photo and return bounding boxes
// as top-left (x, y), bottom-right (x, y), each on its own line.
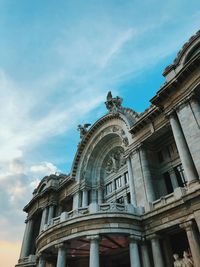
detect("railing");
top-left (44, 202), bottom-right (143, 231)
top-left (44, 187), bottom-right (189, 231)
top-left (150, 186), bottom-right (187, 210)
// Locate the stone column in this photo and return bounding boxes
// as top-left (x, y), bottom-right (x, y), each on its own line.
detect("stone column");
top-left (47, 205), bottom-right (55, 225)
top-left (169, 113), bottom-right (198, 183)
top-left (97, 188), bottom-right (103, 204)
top-left (180, 221), bottom-right (200, 267)
top-left (82, 189), bottom-right (88, 207)
top-left (88, 235), bottom-right (100, 267)
top-left (141, 242), bottom-right (151, 267)
top-left (91, 189), bottom-right (97, 203)
top-left (168, 169), bottom-right (179, 189)
top-left (73, 192), bottom-right (79, 210)
top-left (39, 207), bottom-right (48, 233)
top-left (190, 96), bottom-right (200, 127)
top-left (56, 243), bottom-right (67, 267)
top-left (20, 218), bottom-right (34, 258)
top-left (139, 146), bottom-right (155, 202)
top-left (127, 156), bottom-right (137, 206)
top-left (194, 210), bottom-right (200, 233)
top-left (151, 235), bottom-right (165, 267)
top-left (129, 236), bottom-right (141, 267)
top-left (37, 254), bottom-right (46, 267)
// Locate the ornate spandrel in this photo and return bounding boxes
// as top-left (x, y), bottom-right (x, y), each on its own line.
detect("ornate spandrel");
top-left (105, 91), bottom-right (123, 115)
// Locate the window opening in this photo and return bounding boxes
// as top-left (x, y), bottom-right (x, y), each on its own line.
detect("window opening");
top-left (115, 176), bottom-right (122, 189)
top-left (163, 172), bottom-right (173, 194)
top-left (174, 164), bottom-right (187, 187)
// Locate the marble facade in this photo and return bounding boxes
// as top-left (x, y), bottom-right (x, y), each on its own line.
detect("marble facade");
top-left (16, 31), bottom-right (200, 267)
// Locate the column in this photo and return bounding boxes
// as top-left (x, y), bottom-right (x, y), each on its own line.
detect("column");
top-left (56, 243), bottom-right (67, 267)
top-left (127, 156), bottom-right (137, 206)
top-left (194, 210), bottom-right (200, 233)
top-left (139, 146), bottom-right (156, 202)
top-left (37, 254), bottom-right (46, 267)
top-left (73, 192), bottom-right (79, 210)
top-left (47, 205), bottom-right (55, 225)
top-left (39, 207), bottom-right (48, 233)
top-left (82, 189), bottom-right (88, 207)
top-left (190, 96), bottom-right (200, 127)
top-left (97, 188), bottom-right (103, 204)
top-left (180, 221), bottom-right (200, 267)
top-left (141, 242), bottom-right (151, 267)
top-left (168, 169), bottom-right (179, 189)
top-left (20, 218), bottom-right (34, 258)
top-left (129, 236), bottom-right (141, 267)
top-left (151, 235), bottom-right (165, 267)
top-left (91, 189), bottom-right (97, 203)
top-left (88, 235), bottom-right (100, 267)
top-left (169, 113), bottom-right (198, 183)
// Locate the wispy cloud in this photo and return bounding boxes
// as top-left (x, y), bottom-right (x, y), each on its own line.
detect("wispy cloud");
top-left (0, 2), bottom-right (200, 266)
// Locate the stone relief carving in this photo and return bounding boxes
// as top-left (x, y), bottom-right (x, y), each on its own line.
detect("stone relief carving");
top-left (105, 147), bottom-right (126, 174)
top-left (80, 125), bottom-right (128, 179)
top-left (77, 123), bottom-right (91, 139)
top-left (105, 91), bottom-right (123, 115)
top-left (119, 129), bottom-right (129, 147)
top-left (173, 251), bottom-right (194, 267)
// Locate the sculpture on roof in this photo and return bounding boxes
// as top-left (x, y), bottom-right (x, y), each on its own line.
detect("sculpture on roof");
top-left (105, 91), bottom-right (123, 115)
top-left (77, 123), bottom-right (91, 139)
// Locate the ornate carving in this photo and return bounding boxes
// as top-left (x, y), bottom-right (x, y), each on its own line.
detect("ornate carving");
top-left (105, 147), bottom-right (125, 174)
top-left (173, 251), bottom-right (194, 267)
top-left (77, 123), bottom-right (91, 139)
top-left (105, 91), bottom-right (123, 115)
top-left (119, 129), bottom-right (129, 147)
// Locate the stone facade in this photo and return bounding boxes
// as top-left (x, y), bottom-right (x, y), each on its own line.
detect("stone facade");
top-left (16, 31), bottom-right (200, 267)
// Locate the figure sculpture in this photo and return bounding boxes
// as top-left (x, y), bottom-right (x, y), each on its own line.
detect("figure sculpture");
top-left (173, 254), bottom-right (183, 267)
top-left (105, 91), bottom-right (123, 115)
top-left (182, 251), bottom-right (194, 267)
top-left (77, 123), bottom-right (91, 139)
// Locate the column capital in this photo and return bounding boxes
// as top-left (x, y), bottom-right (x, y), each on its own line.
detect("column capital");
top-left (129, 235), bottom-right (142, 243)
top-left (180, 220), bottom-right (193, 231)
top-left (164, 108), bottom-right (177, 119)
top-left (36, 251), bottom-right (48, 260)
top-left (87, 235), bottom-right (101, 242)
top-left (55, 242), bottom-right (68, 250)
top-left (147, 233), bottom-right (162, 241)
top-left (48, 201), bottom-right (57, 206)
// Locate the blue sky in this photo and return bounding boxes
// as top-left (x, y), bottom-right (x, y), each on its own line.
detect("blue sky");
top-left (0, 0), bottom-right (200, 265)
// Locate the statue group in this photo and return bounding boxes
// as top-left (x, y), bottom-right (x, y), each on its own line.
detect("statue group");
top-left (173, 251), bottom-right (194, 267)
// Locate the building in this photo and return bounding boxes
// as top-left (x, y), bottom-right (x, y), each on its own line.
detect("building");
top-left (16, 31), bottom-right (200, 267)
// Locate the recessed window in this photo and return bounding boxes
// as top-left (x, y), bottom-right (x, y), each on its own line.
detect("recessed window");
top-left (117, 196), bottom-right (124, 204)
top-left (124, 172), bottom-right (129, 184)
top-left (163, 172), bottom-right (173, 194)
top-left (105, 182), bottom-right (112, 195)
top-left (174, 164), bottom-right (187, 187)
top-left (115, 176), bottom-right (122, 189)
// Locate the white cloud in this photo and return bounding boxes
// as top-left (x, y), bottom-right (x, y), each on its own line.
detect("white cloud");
top-left (0, 159), bottom-right (60, 241)
top-left (0, 0), bottom-right (200, 248)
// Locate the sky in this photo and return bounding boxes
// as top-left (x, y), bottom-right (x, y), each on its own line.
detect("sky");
top-left (0, 0), bottom-right (200, 266)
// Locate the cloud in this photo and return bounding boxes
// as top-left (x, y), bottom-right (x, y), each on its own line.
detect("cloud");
top-left (1, 3), bottom-right (200, 262)
top-left (0, 159), bottom-right (59, 242)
